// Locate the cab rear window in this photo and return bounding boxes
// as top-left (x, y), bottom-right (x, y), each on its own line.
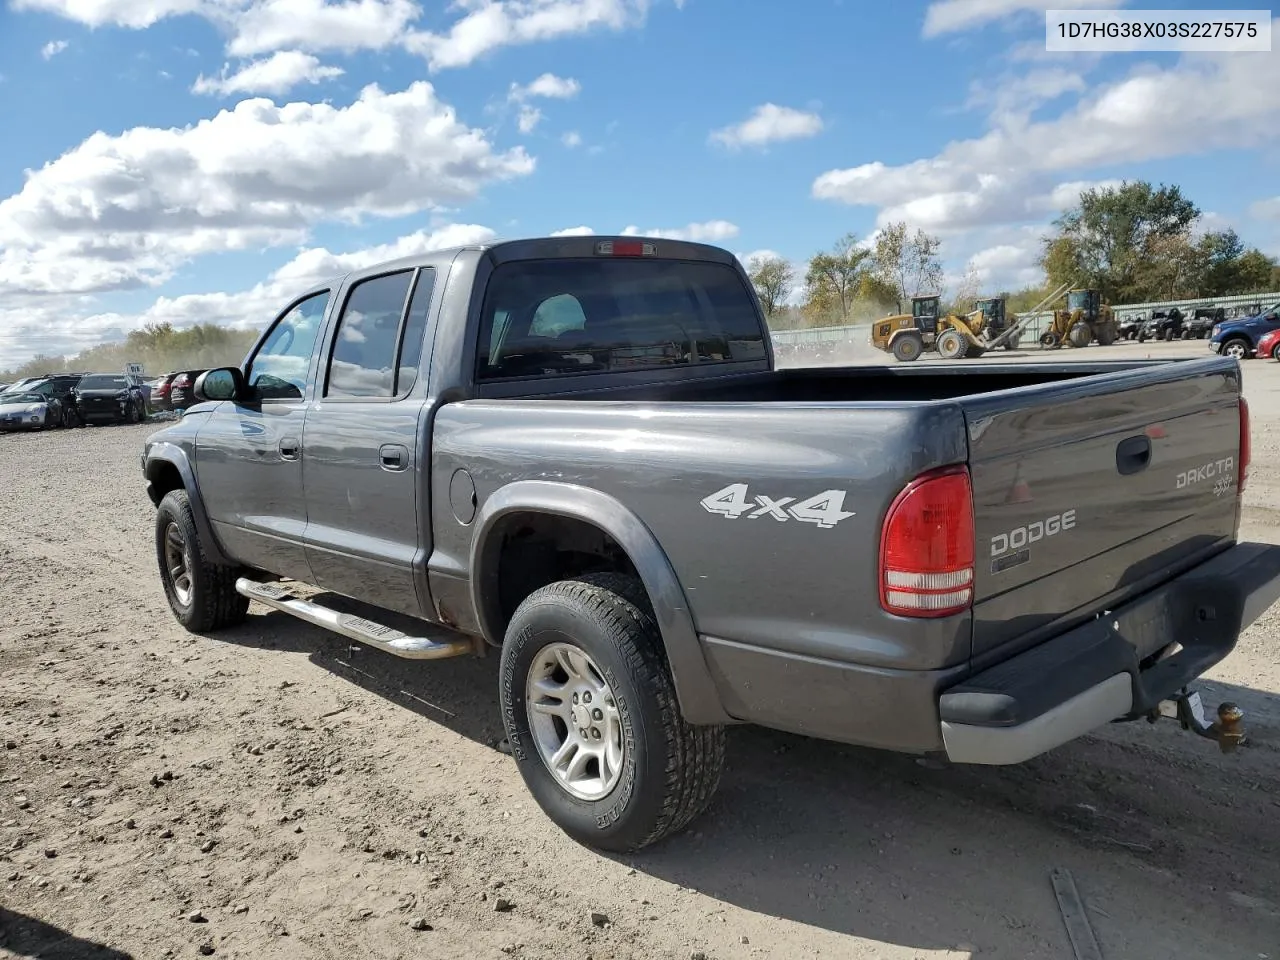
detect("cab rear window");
top-left (476, 258), bottom-right (766, 381)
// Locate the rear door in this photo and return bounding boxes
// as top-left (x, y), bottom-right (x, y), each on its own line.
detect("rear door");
top-left (301, 266), bottom-right (437, 618)
top-left (194, 289), bottom-right (330, 582)
top-left (961, 358), bottom-right (1243, 661)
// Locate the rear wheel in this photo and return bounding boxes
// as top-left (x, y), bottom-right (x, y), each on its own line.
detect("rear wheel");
top-left (936, 329), bottom-right (967, 361)
top-left (155, 489), bottom-right (248, 632)
top-left (1096, 326), bottom-right (1117, 347)
top-left (891, 333), bottom-right (924, 362)
top-left (499, 573), bottom-right (725, 852)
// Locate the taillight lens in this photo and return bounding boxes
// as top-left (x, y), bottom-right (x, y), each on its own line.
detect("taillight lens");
top-left (879, 465), bottom-right (975, 618)
top-left (1239, 397), bottom-right (1250, 492)
top-left (174, 374), bottom-right (190, 387)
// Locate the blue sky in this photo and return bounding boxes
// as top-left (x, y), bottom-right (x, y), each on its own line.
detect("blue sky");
top-left (0, 0), bottom-right (1277, 368)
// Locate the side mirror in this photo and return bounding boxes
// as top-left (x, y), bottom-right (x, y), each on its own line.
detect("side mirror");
top-left (194, 367), bottom-right (245, 403)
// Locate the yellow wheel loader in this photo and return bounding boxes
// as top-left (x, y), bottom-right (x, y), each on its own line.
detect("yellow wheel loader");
top-left (1039, 288), bottom-right (1119, 349)
top-left (869, 295), bottom-right (944, 362)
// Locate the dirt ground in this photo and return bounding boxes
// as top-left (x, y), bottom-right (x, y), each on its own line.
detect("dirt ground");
top-left (3, 340), bottom-right (1279, 960)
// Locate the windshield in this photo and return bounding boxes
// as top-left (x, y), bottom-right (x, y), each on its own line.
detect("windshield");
top-left (78, 375), bottom-right (128, 390)
top-left (0, 393), bottom-right (45, 405)
top-left (476, 258), bottom-right (766, 381)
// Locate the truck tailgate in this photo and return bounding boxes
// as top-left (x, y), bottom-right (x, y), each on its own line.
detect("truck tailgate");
top-left (961, 357), bottom-right (1244, 662)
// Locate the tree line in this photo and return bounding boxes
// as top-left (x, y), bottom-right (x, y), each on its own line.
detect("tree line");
top-left (1, 322), bottom-right (259, 383)
top-left (750, 180), bottom-right (1280, 330)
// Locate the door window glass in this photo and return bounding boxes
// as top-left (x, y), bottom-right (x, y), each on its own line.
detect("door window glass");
top-left (326, 271), bottom-right (414, 399)
top-left (247, 290), bottom-right (331, 400)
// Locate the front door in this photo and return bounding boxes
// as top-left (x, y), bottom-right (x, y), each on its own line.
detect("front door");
top-left (301, 267), bottom-right (438, 617)
top-left (195, 289), bottom-right (331, 582)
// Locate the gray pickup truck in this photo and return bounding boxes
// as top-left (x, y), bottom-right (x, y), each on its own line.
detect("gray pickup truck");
top-left (142, 236), bottom-right (1280, 852)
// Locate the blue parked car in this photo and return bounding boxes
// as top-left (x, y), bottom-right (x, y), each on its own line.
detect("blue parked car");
top-left (1208, 301), bottom-right (1280, 360)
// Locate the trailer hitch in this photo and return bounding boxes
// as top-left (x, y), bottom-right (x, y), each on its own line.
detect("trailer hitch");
top-left (1147, 689), bottom-right (1247, 753)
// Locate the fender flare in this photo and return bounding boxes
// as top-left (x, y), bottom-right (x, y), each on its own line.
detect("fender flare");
top-left (144, 443), bottom-right (232, 567)
top-left (469, 480), bottom-right (732, 726)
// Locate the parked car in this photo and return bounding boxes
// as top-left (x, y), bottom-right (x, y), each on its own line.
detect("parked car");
top-left (128, 374), bottom-right (153, 414)
top-left (1256, 328), bottom-right (1280, 362)
top-left (1208, 301), bottom-right (1280, 359)
top-left (167, 369), bottom-right (209, 410)
top-left (74, 373), bottom-right (147, 424)
top-left (0, 390), bottom-right (63, 431)
top-left (148, 373), bottom-right (178, 412)
top-left (141, 236), bottom-right (1280, 854)
top-left (3, 374), bottom-right (86, 427)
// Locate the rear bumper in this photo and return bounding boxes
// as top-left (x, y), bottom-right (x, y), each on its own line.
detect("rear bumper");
top-left (698, 541), bottom-right (1280, 759)
top-left (939, 541), bottom-right (1280, 764)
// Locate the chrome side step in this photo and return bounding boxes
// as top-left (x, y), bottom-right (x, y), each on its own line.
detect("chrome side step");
top-left (235, 578), bottom-right (473, 661)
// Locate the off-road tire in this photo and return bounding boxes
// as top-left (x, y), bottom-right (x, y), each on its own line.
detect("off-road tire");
top-left (936, 330), bottom-right (966, 361)
top-left (499, 573), bottom-right (726, 852)
top-left (155, 489), bottom-right (248, 632)
top-left (891, 333), bottom-right (924, 362)
top-left (1068, 323), bottom-right (1093, 348)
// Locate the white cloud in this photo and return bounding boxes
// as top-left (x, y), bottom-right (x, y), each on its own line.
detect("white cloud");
top-left (191, 50), bottom-right (344, 96)
top-left (621, 220), bottom-right (739, 242)
top-left (561, 130), bottom-right (582, 148)
top-left (922, 0), bottom-right (1126, 37)
top-left (404, 0), bottom-right (658, 71)
top-left (226, 0), bottom-right (421, 55)
top-left (813, 34), bottom-right (1280, 234)
top-left (0, 224), bottom-right (497, 369)
top-left (0, 81), bottom-right (533, 296)
top-left (550, 225), bottom-right (594, 236)
top-left (516, 104), bottom-right (543, 133)
top-left (16, 0), bottom-right (669, 65)
top-left (1250, 197), bottom-right (1280, 222)
top-left (13, 0), bottom-right (208, 29)
top-left (709, 103), bottom-right (823, 150)
top-left (509, 72), bottom-right (581, 101)
top-left (40, 39), bottom-right (69, 58)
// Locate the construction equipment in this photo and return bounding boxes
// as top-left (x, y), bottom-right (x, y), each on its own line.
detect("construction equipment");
top-left (1039, 288), bottom-right (1119, 349)
top-left (869, 294), bottom-right (944, 362)
top-left (933, 297), bottom-right (1026, 360)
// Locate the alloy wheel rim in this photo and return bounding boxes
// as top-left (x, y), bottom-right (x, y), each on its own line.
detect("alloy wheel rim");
top-left (164, 521), bottom-right (193, 606)
top-left (525, 641), bottom-right (625, 801)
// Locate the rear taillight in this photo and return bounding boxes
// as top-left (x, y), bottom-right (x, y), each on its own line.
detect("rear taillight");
top-left (596, 240), bottom-right (655, 257)
top-left (174, 374), bottom-right (190, 387)
top-left (1239, 397), bottom-right (1250, 492)
top-left (879, 465), bottom-right (975, 618)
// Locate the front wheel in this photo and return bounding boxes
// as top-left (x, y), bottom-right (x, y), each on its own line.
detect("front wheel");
top-left (1222, 338), bottom-right (1250, 361)
top-left (1271, 342), bottom-right (1280, 361)
top-left (155, 489), bottom-right (249, 632)
top-left (499, 573), bottom-right (726, 852)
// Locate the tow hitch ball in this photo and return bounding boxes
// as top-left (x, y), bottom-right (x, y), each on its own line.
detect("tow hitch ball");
top-left (1147, 689), bottom-right (1247, 753)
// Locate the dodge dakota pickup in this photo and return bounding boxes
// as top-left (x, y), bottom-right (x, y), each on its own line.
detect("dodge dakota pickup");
top-left (142, 236), bottom-right (1280, 853)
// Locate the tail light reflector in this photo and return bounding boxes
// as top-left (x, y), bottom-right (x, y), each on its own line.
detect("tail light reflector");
top-left (1239, 397), bottom-right (1250, 492)
top-left (879, 465), bottom-right (975, 618)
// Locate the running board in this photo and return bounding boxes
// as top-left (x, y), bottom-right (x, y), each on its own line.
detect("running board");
top-left (235, 578), bottom-right (473, 661)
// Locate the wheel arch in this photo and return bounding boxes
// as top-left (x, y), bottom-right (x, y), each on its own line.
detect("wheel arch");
top-left (470, 480), bottom-right (732, 725)
top-left (144, 443), bottom-right (232, 566)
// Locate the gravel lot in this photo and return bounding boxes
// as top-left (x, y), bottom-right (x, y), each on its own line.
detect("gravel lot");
top-left (2, 341), bottom-right (1279, 960)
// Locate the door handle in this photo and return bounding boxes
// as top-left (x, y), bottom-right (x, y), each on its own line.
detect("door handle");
top-left (1116, 435), bottom-right (1151, 476)
top-left (379, 443), bottom-right (409, 472)
top-left (279, 437), bottom-right (301, 461)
